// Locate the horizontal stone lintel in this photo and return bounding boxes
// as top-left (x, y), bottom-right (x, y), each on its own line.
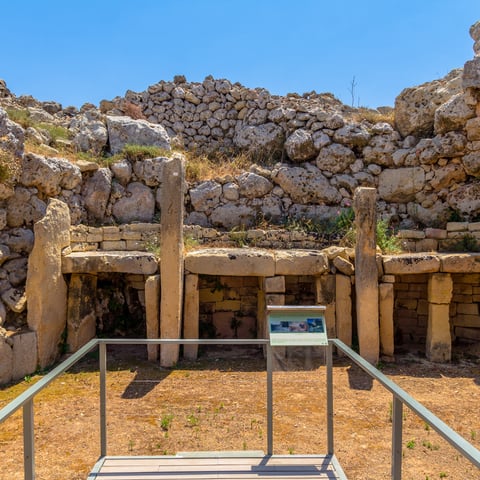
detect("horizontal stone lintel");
top-left (62, 251), bottom-right (159, 275)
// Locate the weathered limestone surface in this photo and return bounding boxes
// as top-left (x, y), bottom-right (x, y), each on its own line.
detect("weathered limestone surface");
top-left (62, 251), bottom-right (159, 274)
top-left (11, 331), bottom-right (37, 380)
top-left (185, 248), bottom-right (276, 276)
top-left (427, 274), bottom-right (453, 362)
top-left (145, 275), bottom-right (160, 361)
top-left (335, 274), bottom-right (352, 349)
top-left (0, 337), bottom-right (13, 384)
top-left (67, 274), bottom-right (97, 353)
top-left (275, 250), bottom-right (328, 276)
top-left (160, 156), bottom-right (185, 366)
top-left (383, 254), bottom-right (441, 274)
top-left (106, 115), bottom-right (171, 154)
top-left (26, 199), bottom-right (70, 368)
top-left (264, 276), bottom-right (285, 293)
top-left (439, 253), bottom-right (480, 272)
top-left (316, 275), bottom-right (336, 338)
top-left (354, 187), bottom-right (379, 364)
top-left (183, 273), bottom-right (199, 360)
top-left (379, 283), bottom-right (394, 359)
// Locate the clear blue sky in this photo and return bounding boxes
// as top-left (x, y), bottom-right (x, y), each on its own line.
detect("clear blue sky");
top-left (1, 0), bottom-right (478, 109)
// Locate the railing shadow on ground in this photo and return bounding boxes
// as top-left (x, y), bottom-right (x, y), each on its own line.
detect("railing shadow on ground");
top-left (1, 338), bottom-right (479, 480)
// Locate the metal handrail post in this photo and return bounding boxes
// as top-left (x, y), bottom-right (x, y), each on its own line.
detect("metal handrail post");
top-left (99, 342), bottom-right (107, 457)
top-left (326, 342), bottom-right (334, 455)
top-left (391, 396), bottom-right (403, 480)
top-left (23, 399), bottom-right (35, 480)
top-left (266, 343), bottom-right (273, 455)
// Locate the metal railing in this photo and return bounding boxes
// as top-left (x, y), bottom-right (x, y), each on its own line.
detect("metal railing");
top-left (1, 337), bottom-right (479, 480)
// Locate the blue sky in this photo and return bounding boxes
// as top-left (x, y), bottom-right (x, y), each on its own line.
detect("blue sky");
top-left (1, 1), bottom-right (478, 109)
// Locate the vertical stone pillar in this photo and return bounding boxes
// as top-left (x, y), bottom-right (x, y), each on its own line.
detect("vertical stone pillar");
top-left (315, 275), bottom-right (336, 337)
top-left (183, 273), bottom-right (199, 360)
top-left (427, 273), bottom-right (453, 362)
top-left (67, 273), bottom-right (98, 352)
top-left (145, 274), bottom-right (160, 361)
top-left (335, 274), bottom-right (352, 348)
top-left (26, 199), bottom-right (70, 368)
top-left (353, 187), bottom-right (379, 364)
top-left (379, 282), bottom-right (394, 360)
top-left (160, 155), bottom-right (185, 366)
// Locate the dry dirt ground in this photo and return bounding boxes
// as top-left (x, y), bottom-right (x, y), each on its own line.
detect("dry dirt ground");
top-left (1, 343), bottom-right (479, 480)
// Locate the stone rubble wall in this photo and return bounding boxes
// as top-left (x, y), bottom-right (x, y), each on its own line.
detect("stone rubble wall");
top-left (1, 21), bottom-right (480, 382)
top-left (397, 221), bottom-right (480, 252)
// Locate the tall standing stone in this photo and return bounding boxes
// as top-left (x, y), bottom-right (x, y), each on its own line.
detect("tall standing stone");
top-left (160, 155), bottom-right (185, 366)
top-left (26, 199), bottom-right (70, 368)
top-left (354, 187), bottom-right (379, 364)
top-left (335, 274), bottom-right (352, 348)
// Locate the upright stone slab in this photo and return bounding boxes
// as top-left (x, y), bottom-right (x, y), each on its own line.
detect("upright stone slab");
top-left (12, 331), bottom-right (38, 380)
top-left (145, 275), bottom-right (160, 361)
top-left (183, 274), bottom-right (199, 360)
top-left (67, 273), bottom-right (98, 352)
top-left (354, 187), bottom-right (379, 364)
top-left (160, 155), bottom-right (185, 366)
top-left (26, 199), bottom-right (70, 368)
top-left (315, 275), bottom-right (336, 337)
top-left (335, 274), bottom-right (352, 348)
top-left (379, 283), bottom-right (394, 360)
top-left (427, 273), bottom-right (453, 362)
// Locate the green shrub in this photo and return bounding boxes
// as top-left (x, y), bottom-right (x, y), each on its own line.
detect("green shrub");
top-left (0, 148), bottom-right (21, 184)
top-left (121, 144), bottom-right (168, 161)
top-left (6, 108), bottom-right (32, 128)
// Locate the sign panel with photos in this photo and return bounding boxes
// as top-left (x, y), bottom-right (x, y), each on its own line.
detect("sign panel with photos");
top-left (267, 305), bottom-right (328, 346)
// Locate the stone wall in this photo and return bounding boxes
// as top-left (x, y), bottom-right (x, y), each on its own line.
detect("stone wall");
top-left (2, 21), bottom-right (480, 382)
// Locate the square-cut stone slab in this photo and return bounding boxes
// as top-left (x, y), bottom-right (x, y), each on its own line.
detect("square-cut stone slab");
top-left (383, 253), bottom-right (440, 274)
top-left (62, 251), bottom-right (159, 275)
top-left (185, 248), bottom-right (275, 276)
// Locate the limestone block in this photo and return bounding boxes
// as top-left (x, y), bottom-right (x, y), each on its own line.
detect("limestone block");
top-left (185, 248), bottom-right (275, 276)
top-left (0, 337), bottom-right (13, 384)
top-left (275, 250), bottom-right (328, 276)
top-left (67, 274), bottom-right (98, 353)
top-left (102, 240), bottom-right (126, 250)
top-left (415, 239), bottom-right (438, 252)
top-left (1, 288), bottom-right (27, 313)
top-left (160, 156), bottom-right (185, 367)
top-left (378, 167), bottom-right (425, 202)
top-left (335, 274), bottom-right (352, 348)
top-left (426, 303), bottom-right (452, 362)
top-left (106, 115), bottom-right (170, 154)
top-left (11, 331), bottom-right (37, 380)
top-left (263, 276), bottom-right (285, 293)
top-left (26, 199), bottom-right (70, 368)
top-left (383, 254), bottom-right (440, 274)
top-left (102, 226), bottom-right (122, 241)
top-left (333, 256), bottom-right (354, 275)
top-left (315, 275), bottom-right (335, 305)
top-left (266, 294), bottom-right (285, 306)
top-left (440, 253), bottom-right (480, 273)
top-left (354, 187), bottom-right (379, 364)
top-left (325, 303), bottom-right (336, 338)
top-left (379, 283), bottom-right (394, 358)
top-left (183, 274), bottom-right (199, 360)
top-left (428, 274), bottom-right (453, 304)
top-left (62, 251), bottom-right (159, 275)
top-left (145, 275), bottom-right (160, 361)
